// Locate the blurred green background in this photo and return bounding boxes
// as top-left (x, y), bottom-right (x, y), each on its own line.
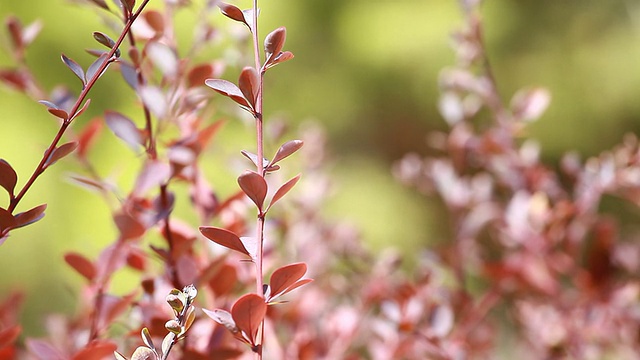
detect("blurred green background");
top-left (1, 0), bottom-right (640, 336)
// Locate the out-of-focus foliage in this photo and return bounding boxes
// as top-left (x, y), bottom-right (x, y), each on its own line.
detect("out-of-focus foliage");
top-left (1, 0), bottom-right (640, 343)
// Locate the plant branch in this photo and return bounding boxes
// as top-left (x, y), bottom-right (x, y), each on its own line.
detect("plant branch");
top-left (8, 0), bottom-right (152, 214)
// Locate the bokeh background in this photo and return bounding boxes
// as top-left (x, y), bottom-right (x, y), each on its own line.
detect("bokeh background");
top-left (1, 0), bottom-right (640, 336)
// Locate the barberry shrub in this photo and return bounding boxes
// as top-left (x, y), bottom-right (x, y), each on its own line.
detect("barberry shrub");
top-left (0, 1), bottom-right (639, 360)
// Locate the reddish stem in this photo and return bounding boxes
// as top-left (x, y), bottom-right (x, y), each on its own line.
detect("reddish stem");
top-left (8, 0), bottom-right (152, 214)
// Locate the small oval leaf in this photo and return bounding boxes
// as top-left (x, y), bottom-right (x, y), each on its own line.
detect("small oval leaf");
top-left (0, 159), bottom-right (18, 196)
top-left (268, 174), bottom-right (300, 211)
top-left (86, 53), bottom-right (110, 83)
top-left (270, 140), bottom-right (303, 166)
top-left (237, 171), bottom-right (267, 211)
top-left (238, 67), bottom-right (259, 109)
top-left (269, 262), bottom-right (307, 299)
top-left (13, 204), bottom-right (47, 229)
top-left (64, 252), bottom-right (96, 281)
top-left (45, 141), bottom-right (78, 168)
top-left (199, 226), bottom-right (249, 256)
top-left (61, 54), bottom-right (85, 85)
top-left (264, 27), bottom-right (286, 63)
top-left (231, 294), bottom-right (266, 345)
top-left (204, 79), bottom-right (252, 111)
top-left (218, 3), bottom-right (247, 26)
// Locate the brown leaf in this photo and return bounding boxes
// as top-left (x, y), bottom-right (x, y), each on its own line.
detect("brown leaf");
top-left (237, 171), bottom-right (267, 211)
top-left (264, 27), bottom-right (287, 64)
top-left (199, 226), bottom-right (250, 256)
top-left (0, 207), bottom-right (17, 234)
top-left (13, 204), bottom-right (47, 229)
top-left (0, 159), bottom-right (18, 196)
top-left (218, 3), bottom-right (248, 27)
top-left (6, 17), bottom-right (23, 50)
top-left (144, 10), bottom-right (164, 35)
top-left (238, 67), bottom-right (259, 109)
top-left (231, 294), bottom-right (266, 346)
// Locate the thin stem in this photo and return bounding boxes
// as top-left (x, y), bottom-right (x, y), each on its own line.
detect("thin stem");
top-left (251, 0), bottom-right (265, 358)
top-left (8, 0), bottom-right (152, 213)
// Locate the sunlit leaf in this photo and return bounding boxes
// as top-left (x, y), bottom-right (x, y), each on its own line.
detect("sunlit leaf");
top-left (237, 170), bottom-right (267, 211)
top-left (131, 346), bottom-right (156, 360)
top-left (202, 308), bottom-right (238, 334)
top-left (204, 79), bottom-right (252, 111)
top-left (231, 294), bottom-right (266, 346)
top-left (269, 262), bottom-right (307, 299)
top-left (238, 67), bottom-right (259, 109)
top-left (199, 226), bottom-right (250, 256)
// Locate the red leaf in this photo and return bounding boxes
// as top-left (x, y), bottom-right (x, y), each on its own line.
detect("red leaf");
top-left (0, 325), bottom-right (21, 349)
top-left (114, 212), bottom-right (146, 241)
top-left (71, 340), bottom-right (118, 360)
top-left (268, 174), bottom-right (300, 211)
top-left (77, 117), bottom-right (103, 159)
top-left (105, 110), bottom-right (143, 151)
top-left (196, 120), bottom-right (225, 152)
top-left (45, 141), bottom-right (78, 168)
top-left (144, 10), bottom-right (164, 34)
top-left (61, 53), bottom-right (85, 85)
top-left (49, 107), bottom-right (69, 120)
top-left (264, 27), bottom-right (287, 63)
top-left (218, 3), bottom-right (248, 26)
top-left (238, 67), bottom-right (259, 109)
top-left (0, 207), bottom-right (17, 234)
top-left (270, 140), bottom-right (303, 166)
top-left (188, 63), bottom-right (215, 88)
top-left (0, 159), bottom-right (18, 196)
top-left (231, 294), bottom-right (266, 346)
top-left (237, 171), bottom-right (267, 211)
top-left (269, 262), bottom-right (307, 299)
top-left (6, 17), bottom-right (23, 50)
top-left (204, 79), bottom-right (252, 111)
top-left (0, 69), bottom-right (29, 91)
top-left (199, 226), bottom-right (249, 256)
top-left (13, 204), bottom-right (47, 229)
top-left (64, 252), bottom-right (96, 282)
